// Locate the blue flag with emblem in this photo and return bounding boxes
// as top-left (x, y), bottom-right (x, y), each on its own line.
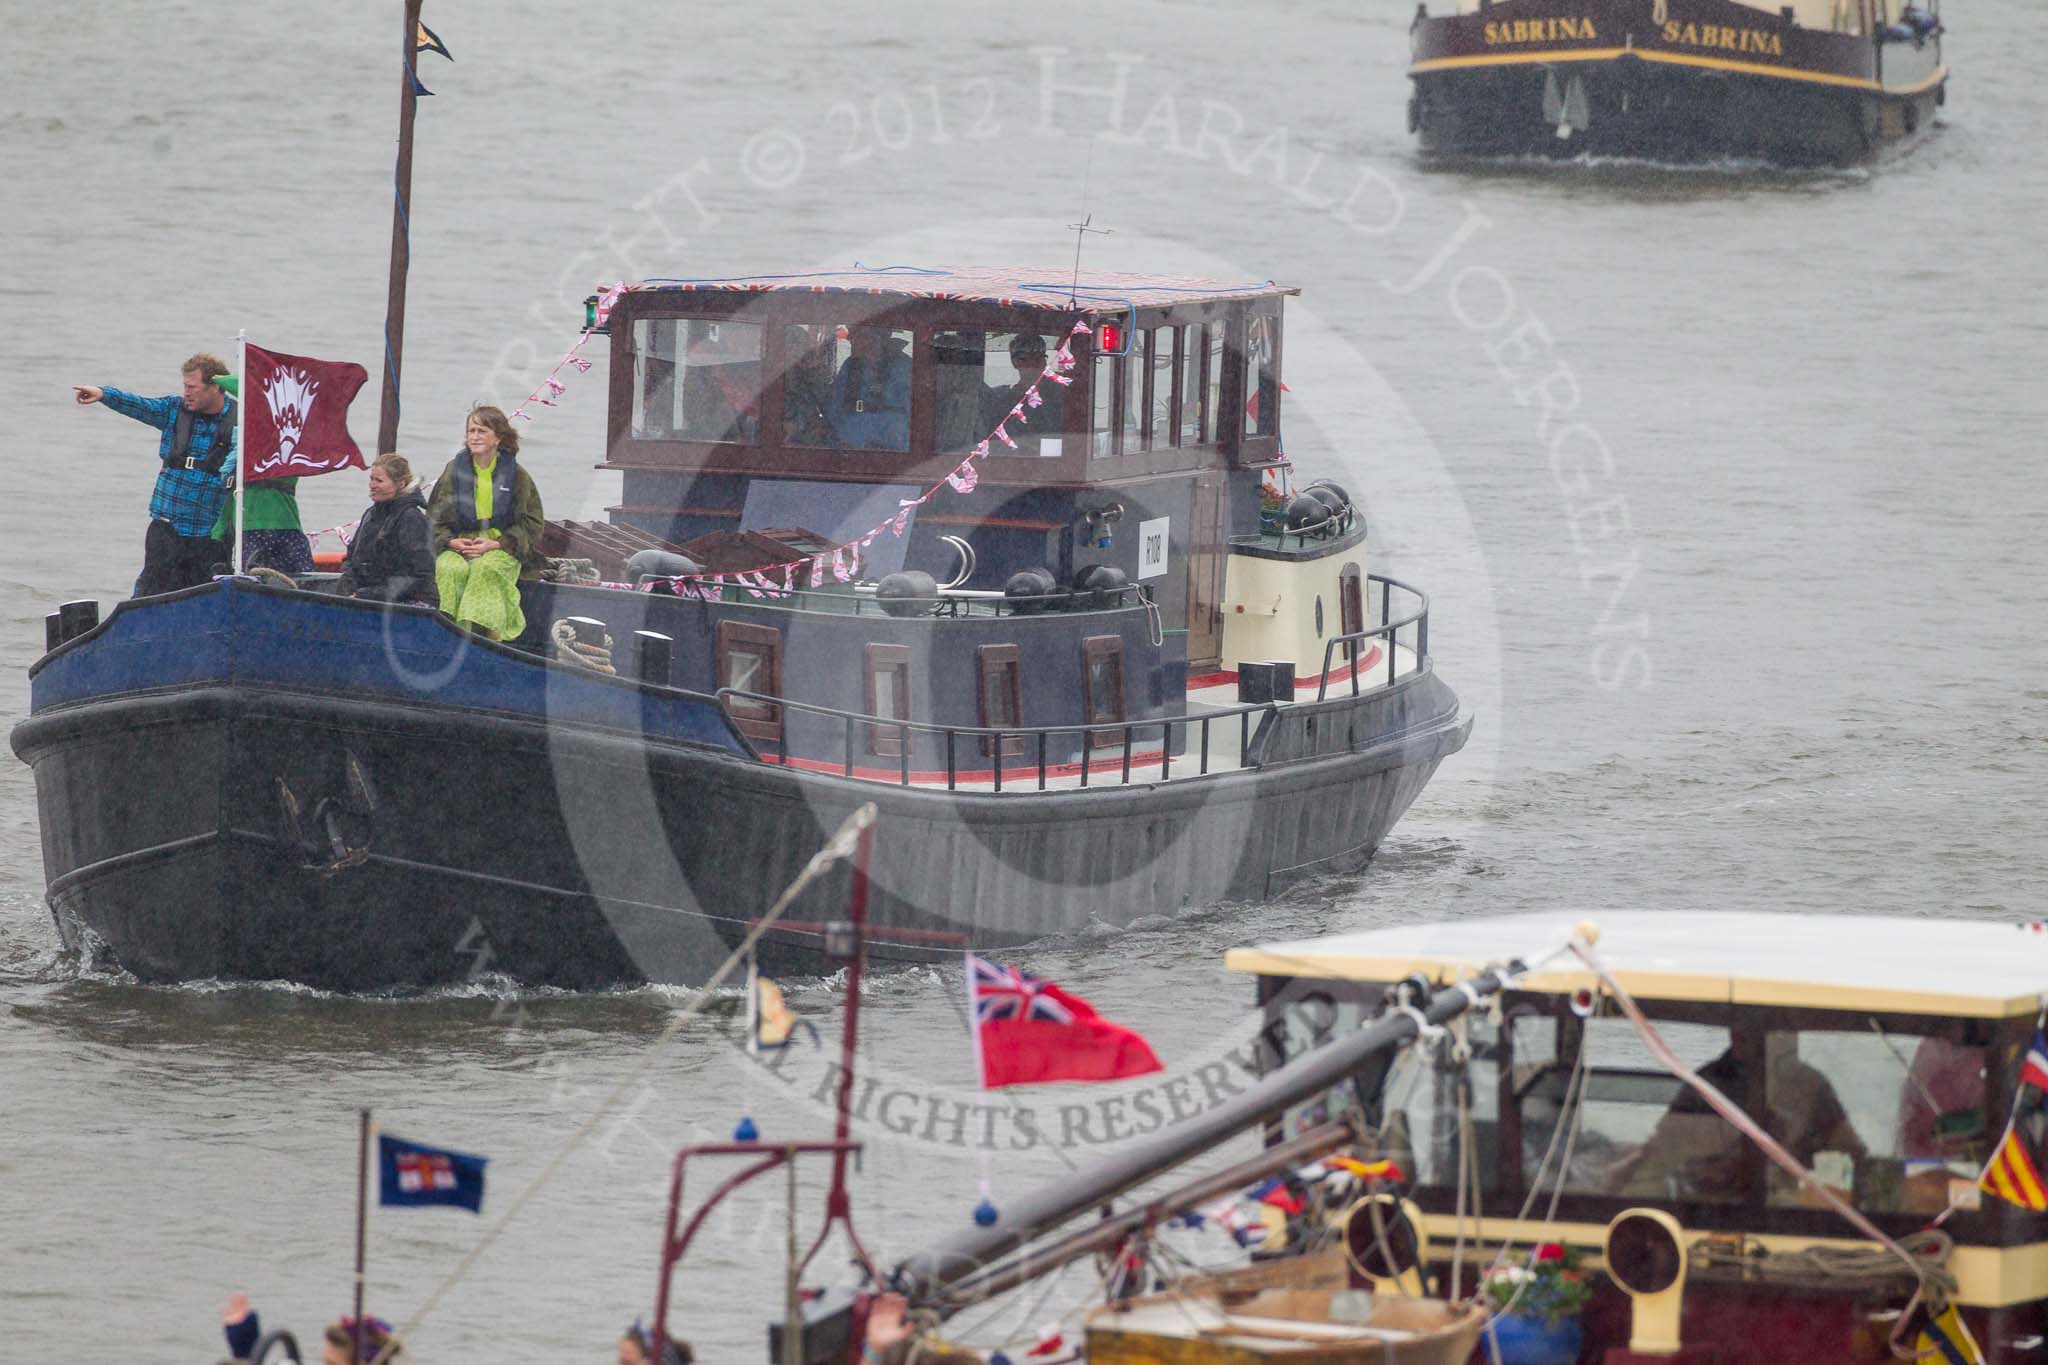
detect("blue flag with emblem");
top-left (378, 1133), bottom-right (487, 1212)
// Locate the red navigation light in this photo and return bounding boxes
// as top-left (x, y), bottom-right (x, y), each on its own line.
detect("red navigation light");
top-left (1098, 322), bottom-right (1123, 353)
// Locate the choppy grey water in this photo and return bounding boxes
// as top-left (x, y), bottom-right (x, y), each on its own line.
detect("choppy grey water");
top-left (3, 1), bottom-right (2044, 1357)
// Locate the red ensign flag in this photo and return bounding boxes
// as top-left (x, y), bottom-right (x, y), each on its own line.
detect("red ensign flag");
top-left (243, 343), bottom-right (369, 482)
top-left (968, 954), bottom-right (1163, 1089)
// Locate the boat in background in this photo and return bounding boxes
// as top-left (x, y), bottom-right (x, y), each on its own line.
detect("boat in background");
top-left (1408, 0), bottom-right (1947, 163)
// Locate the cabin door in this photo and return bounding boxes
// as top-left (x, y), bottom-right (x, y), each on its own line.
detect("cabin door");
top-left (1187, 474), bottom-right (1226, 671)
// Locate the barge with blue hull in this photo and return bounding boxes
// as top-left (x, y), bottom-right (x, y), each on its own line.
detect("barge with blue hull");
top-left (13, 269), bottom-right (1471, 990)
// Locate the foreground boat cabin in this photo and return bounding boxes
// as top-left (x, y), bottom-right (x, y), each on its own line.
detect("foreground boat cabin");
top-left (1233, 912), bottom-right (2048, 1363)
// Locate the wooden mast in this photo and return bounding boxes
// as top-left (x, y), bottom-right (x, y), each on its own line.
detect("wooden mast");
top-left (376, 0), bottom-right (425, 458)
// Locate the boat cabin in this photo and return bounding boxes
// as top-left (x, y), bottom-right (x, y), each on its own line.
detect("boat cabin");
top-left (1230, 912), bottom-right (2048, 1361)
top-left (517, 268), bottom-right (1422, 784)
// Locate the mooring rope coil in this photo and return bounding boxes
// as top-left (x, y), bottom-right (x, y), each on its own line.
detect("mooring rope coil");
top-left (550, 617), bottom-right (617, 673)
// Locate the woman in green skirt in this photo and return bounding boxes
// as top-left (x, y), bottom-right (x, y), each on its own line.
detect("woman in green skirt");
top-left (426, 405), bottom-right (544, 640)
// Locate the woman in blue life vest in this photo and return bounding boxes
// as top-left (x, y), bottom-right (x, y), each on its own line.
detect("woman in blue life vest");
top-left (425, 405), bottom-right (544, 640)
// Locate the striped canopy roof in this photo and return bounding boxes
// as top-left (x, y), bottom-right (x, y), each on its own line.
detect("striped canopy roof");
top-left (632, 267), bottom-right (1298, 313)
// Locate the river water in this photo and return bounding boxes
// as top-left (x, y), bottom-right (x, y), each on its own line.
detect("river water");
top-left (3, 1), bottom-right (2043, 1358)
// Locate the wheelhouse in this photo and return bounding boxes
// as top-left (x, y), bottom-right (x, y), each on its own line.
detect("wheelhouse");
top-left (1231, 912), bottom-right (2048, 1341)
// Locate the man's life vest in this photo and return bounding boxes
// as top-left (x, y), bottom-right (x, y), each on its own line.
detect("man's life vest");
top-left (165, 397), bottom-right (236, 476)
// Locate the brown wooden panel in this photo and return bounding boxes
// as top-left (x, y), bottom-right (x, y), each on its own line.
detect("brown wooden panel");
top-left (1188, 474), bottom-right (1226, 670)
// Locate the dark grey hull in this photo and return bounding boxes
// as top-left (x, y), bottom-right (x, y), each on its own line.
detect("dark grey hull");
top-left (18, 673), bottom-right (1470, 991)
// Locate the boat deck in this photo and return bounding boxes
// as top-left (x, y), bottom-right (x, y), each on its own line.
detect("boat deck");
top-left (760, 640), bottom-right (1421, 793)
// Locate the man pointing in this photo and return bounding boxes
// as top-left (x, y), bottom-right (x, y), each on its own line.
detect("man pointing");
top-left (75, 352), bottom-right (237, 597)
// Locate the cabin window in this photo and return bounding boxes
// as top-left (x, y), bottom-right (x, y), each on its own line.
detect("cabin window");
top-left (863, 644), bottom-right (912, 757)
top-left (1081, 635), bottom-right (1127, 749)
top-left (1142, 326), bottom-right (1175, 451)
top-left (1090, 349), bottom-right (1116, 459)
top-left (1378, 1008), bottom-right (1502, 1191)
top-left (632, 318), bottom-right (761, 444)
top-left (1760, 1027), bottom-right (1988, 1216)
top-left (1244, 311), bottom-right (1279, 438)
top-left (717, 621), bottom-right (782, 743)
top-left (1205, 325), bottom-right (1227, 444)
top-left (1180, 323), bottom-right (1205, 444)
top-left (936, 331), bottom-right (1064, 457)
top-left (976, 644), bottom-right (1024, 757)
top-left (1091, 351), bottom-right (1139, 460)
top-left (1271, 991), bottom-right (1374, 1136)
top-left (1515, 1013), bottom-right (1740, 1203)
top-left (1339, 563), bottom-right (1364, 664)
top-left (782, 322), bottom-right (912, 452)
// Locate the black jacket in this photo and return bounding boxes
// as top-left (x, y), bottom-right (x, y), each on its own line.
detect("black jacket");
top-left (335, 487), bottom-right (439, 608)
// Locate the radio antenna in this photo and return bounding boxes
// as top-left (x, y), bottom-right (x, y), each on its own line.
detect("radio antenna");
top-left (1066, 141), bottom-right (1111, 306)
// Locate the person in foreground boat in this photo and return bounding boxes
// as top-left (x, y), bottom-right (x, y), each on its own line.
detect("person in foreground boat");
top-left (426, 405), bottom-right (543, 640)
top-left (335, 453), bottom-right (439, 608)
top-left (72, 353), bottom-right (237, 598)
top-left (617, 1318), bottom-right (693, 1364)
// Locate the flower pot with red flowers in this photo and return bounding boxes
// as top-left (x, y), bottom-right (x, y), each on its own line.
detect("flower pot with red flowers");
top-left (1482, 1242), bottom-right (1591, 1365)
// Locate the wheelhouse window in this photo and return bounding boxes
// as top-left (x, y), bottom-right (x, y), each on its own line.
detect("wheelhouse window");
top-left (1339, 563), bottom-right (1364, 664)
top-left (863, 643), bottom-right (911, 757)
top-left (717, 621), bottom-right (782, 743)
top-left (1377, 1006), bottom-right (1502, 1191)
top-left (1205, 325), bottom-right (1226, 445)
top-left (976, 644), bottom-right (1024, 757)
top-left (1090, 326), bottom-right (1145, 460)
top-left (1143, 326), bottom-right (1175, 451)
top-left (1090, 350), bottom-right (1119, 460)
top-left (633, 319), bottom-right (762, 444)
top-left (1761, 1027), bottom-right (1988, 1216)
top-left (1244, 311), bottom-right (1279, 439)
top-left (1081, 635), bottom-right (1127, 749)
top-left (1515, 1012), bottom-right (1739, 1203)
top-left (935, 331), bottom-right (1063, 457)
top-left (782, 322), bottom-right (912, 452)
top-left (1180, 323), bottom-right (1206, 444)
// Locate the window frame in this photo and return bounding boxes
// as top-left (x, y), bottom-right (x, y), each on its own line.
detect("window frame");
top-left (1080, 634), bottom-right (1127, 750)
top-left (1143, 325), bottom-right (1177, 452)
top-left (863, 643), bottom-right (912, 758)
top-left (975, 643), bottom-right (1024, 757)
top-left (716, 620), bottom-right (783, 743)
top-left (1339, 563), bottom-right (1365, 665)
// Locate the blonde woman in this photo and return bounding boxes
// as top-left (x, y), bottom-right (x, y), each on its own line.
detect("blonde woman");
top-left (335, 453), bottom-right (439, 607)
top-left (426, 405), bottom-right (544, 639)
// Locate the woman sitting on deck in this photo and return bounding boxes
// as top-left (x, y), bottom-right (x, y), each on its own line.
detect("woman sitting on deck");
top-left (427, 405), bottom-right (544, 640)
top-left (335, 453), bottom-right (439, 607)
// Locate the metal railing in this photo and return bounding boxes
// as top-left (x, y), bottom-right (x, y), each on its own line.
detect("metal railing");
top-left (712, 573), bottom-right (1433, 790)
top-left (1316, 573), bottom-right (1430, 701)
top-left (717, 687), bottom-right (1280, 791)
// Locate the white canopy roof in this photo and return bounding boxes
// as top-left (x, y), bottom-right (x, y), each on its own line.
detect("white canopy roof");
top-left (1224, 911), bottom-right (2048, 1019)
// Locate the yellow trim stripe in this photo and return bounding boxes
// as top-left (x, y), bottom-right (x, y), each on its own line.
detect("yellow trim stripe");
top-left (1408, 47), bottom-right (1628, 72)
top-left (1413, 1212), bottom-right (2048, 1308)
top-left (1221, 949), bottom-right (2034, 1017)
top-left (1410, 48), bottom-right (1948, 97)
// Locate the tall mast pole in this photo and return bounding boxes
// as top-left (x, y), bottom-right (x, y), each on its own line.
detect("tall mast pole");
top-left (376, 0), bottom-right (424, 458)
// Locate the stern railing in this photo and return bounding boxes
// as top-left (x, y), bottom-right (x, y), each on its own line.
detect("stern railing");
top-left (715, 575), bottom-right (1435, 789)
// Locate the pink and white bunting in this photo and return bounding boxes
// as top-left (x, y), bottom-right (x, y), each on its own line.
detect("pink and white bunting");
top-left (503, 309), bottom-right (1090, 597)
